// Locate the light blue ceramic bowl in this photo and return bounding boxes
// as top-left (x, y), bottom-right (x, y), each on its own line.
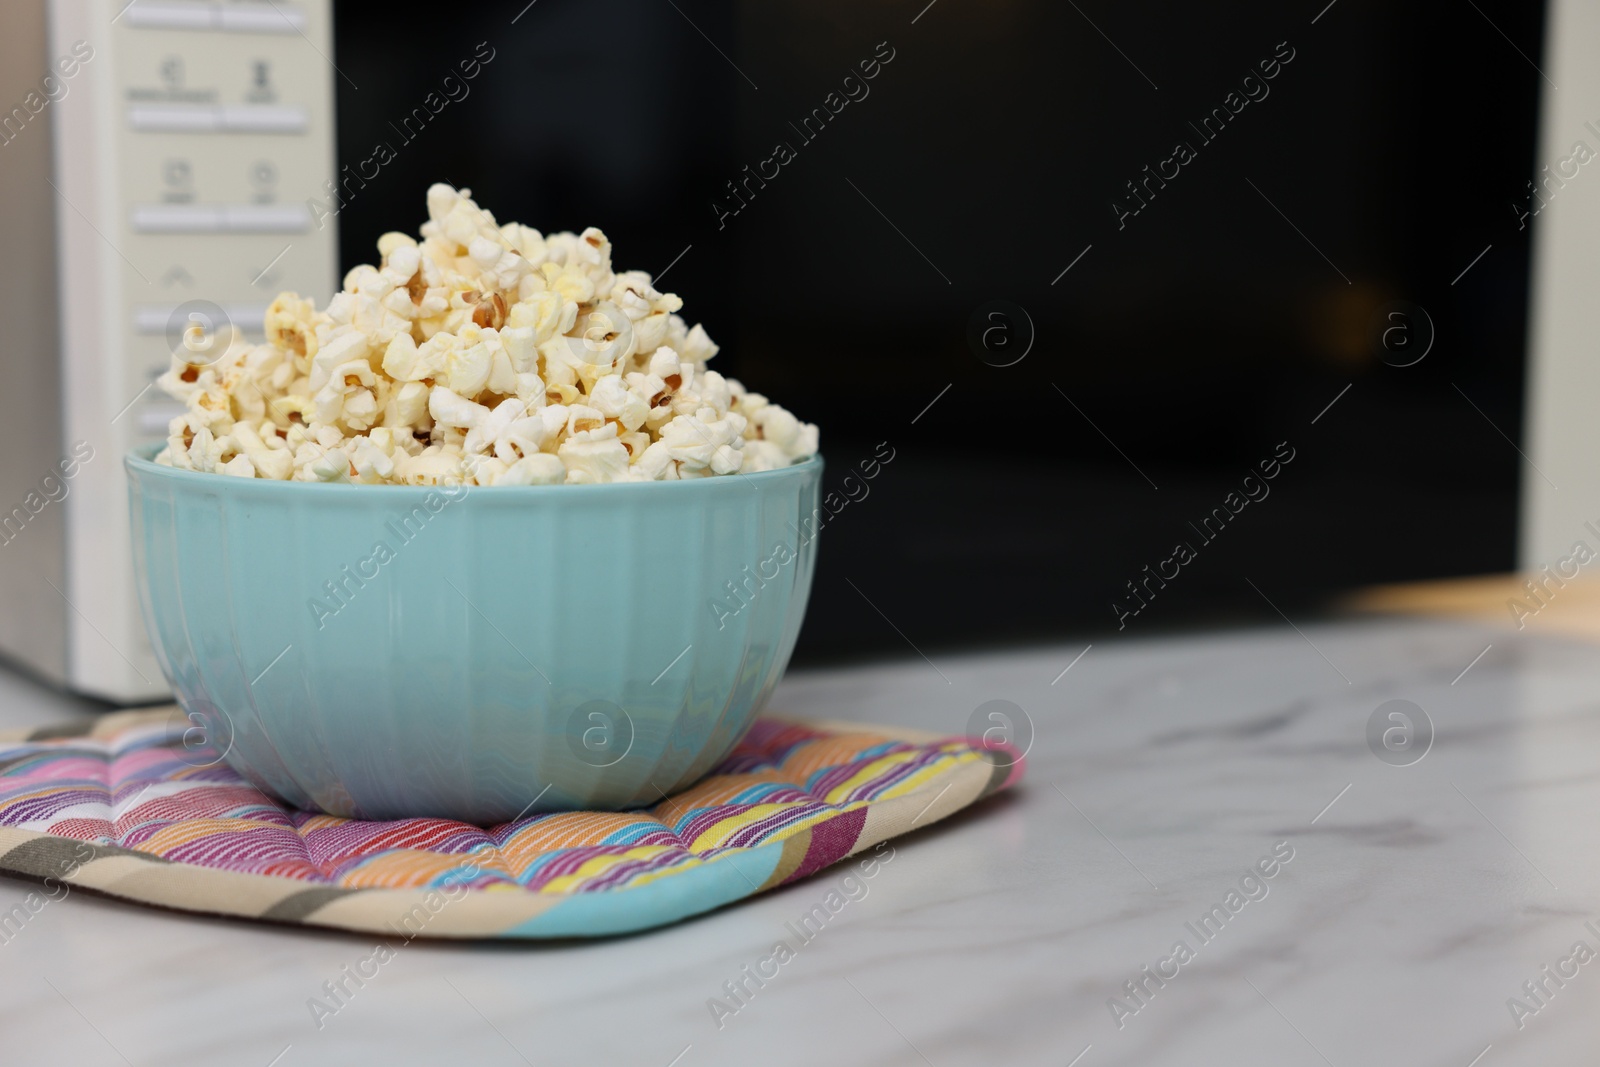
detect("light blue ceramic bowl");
top-left (126, 445), bottom-right (821, 822)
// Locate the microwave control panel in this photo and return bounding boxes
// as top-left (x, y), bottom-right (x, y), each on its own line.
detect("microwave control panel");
top-left (43, 0), bottom-right (338, 699)
top-left (112, 0), bottom-right (339, 438)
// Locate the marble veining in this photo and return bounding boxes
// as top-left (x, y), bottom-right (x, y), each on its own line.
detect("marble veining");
top-left (1, 618), bottom-right (1598, 1065)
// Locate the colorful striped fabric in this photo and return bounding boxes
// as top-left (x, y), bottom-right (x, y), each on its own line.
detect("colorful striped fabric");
top-left (0, 709), bottom-right (1022, 938)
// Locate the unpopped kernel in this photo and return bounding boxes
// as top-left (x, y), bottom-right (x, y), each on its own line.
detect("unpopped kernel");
top-left (155, 186), bottom-right (818, 485)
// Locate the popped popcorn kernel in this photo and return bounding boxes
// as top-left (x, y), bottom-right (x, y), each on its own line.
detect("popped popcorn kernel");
top-left (155, 186), bottom-right (817, 485)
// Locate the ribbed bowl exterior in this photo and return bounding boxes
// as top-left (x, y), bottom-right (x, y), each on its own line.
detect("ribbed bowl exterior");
top-left (126, 447), bottom-right (822, 822)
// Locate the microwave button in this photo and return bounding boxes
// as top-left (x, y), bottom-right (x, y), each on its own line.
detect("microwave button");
top-left (134, 303), bottom-right (268, 335)
top-left (122, 2), bottom-right (307, 33)
top-left (137, 403), bottom-right (189, 437)
top-left (224, 303), bottom-right (271, 333)
top-left (122, 1), bottom-right (217, 30)
top-left (221, 204), bottom-right (311, 233)
top-left (129, 104), bottom-right (220, 133)
top-left (133, 307), bottom-right (171, 334)
top-left (219, 105), bottom-right (308, 134)
top-left (132, 203), bottom-right (223, 233)
top-left (217, 4), bottom-right (306, 33)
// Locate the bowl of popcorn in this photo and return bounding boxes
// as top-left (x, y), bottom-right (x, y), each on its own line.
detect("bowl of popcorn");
top-left (126, 185), bottom-right (821, 823)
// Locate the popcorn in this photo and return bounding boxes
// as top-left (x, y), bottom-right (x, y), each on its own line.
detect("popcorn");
top-left (659, 408), bottom-right (744, 474)
top-left (497, 454), bottom-right (566, 486)
top-left (558, 424), bottom-right (631, 484)
top-left (309, 448), bottom-right (353, 483)
top-left (154, 185), bottom-right (817, 484)
top-left (221, 455), bottom-right (255, 478)
top-left (428, 386), bottom-right (488, 431)
top-left (230, 420), bottom-right (293, 481)
top-left (265, 293), bottom-right (318, 366)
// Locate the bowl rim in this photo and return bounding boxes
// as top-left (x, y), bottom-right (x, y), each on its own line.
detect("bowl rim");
top-left (125, 441), bottom-right (823, 497)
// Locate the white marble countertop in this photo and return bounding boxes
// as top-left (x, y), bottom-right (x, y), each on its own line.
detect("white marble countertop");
top-left (2, 617), bottom-right (1598, 1066)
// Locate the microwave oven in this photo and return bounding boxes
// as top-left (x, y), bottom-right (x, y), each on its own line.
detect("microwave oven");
top-left (0, 0), bottom-right (338, 701)
top-left (3, 0), bottom-right (1600, 699)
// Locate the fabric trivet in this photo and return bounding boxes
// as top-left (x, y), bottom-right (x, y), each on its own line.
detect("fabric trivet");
top-left (0, 709), bottom-right (1022, 939)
